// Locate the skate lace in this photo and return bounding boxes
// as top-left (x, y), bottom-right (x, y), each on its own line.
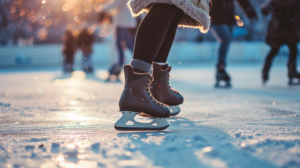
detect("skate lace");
top-left (168, 74), bottom-right (180, 97)
top-left (146, 78), bottom-right (166, 108)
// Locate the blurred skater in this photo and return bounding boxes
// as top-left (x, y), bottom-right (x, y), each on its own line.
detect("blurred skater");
top-left (62, 30), bottom-right (76, 73)
top-left (210, 0), bottom-right (258, 87)
top-left (77, 28), bottom-right (94, 73)
top-left (261, 0), bottom-right (300, 85)
top-left (100, 0), bottom-right (139, 82)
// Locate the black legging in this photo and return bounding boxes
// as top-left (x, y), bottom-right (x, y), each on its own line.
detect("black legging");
top-left (132, 4), bottom-right (184, 64)
top-left (265, 43), bottom-right (298, 63)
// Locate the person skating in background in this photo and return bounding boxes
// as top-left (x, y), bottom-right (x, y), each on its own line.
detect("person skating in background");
top-left (210, 0), bottom-right (258, 87)
top-left (114, 0), bottom-right (210, 130)
top-left (100, 0), bottom-right (139, 82)
top-left (261, 0), bottom-right (300, 85)
top-left (62, 30), bottom-right (76, 73)
top-left (77, 28), bottom-right (94, 73)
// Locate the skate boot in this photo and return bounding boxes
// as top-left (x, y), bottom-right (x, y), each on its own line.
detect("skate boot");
top-left (83, 66), bottom-right (93, 73)
top-left (215, 63), bottom-right (231, 88)
top-left (287, 63), bottom-right (300, 85)
top-left (262, 61), bottom-right (272, 85)
top-left (106, 64), bottom-right (122, 82)
top-left (115, 65), bottom-right (171, 130)
top-left (151, 63), bottom-right (184, 116)
top-left (63, 63), bottom-right (73, 73)
top-left (82, 56), bottom-right (93, 73)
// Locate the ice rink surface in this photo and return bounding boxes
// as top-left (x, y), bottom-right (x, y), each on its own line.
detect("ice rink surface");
top-left (0, 63), bottom-right (299, 168)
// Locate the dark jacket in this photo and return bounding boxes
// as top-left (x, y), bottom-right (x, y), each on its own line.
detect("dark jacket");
top-left (77, 29), bottom-right (94, 55)
top-left (261, 0), bottom-right (300, 47)
top-left (210, 0), bottom-right (257, 24)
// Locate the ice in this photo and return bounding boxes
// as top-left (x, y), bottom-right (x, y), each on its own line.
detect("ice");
top-left (0, 63), bottom-right (300, 168)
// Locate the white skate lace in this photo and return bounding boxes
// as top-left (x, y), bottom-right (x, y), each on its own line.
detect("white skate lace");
top-left (146, 78), bottom-right (166, 108)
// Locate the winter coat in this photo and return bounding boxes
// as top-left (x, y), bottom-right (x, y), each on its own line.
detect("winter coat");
top-left (127, 0), bottom-right (211, 33)
top-left (77, 29), bottom-right (94, 55)
top-left (210, 0), bottom-right (257, 25)
top-left (102, 0), bottom-right (138, 28)
top-left (261, 0), bottom-right (300, 47)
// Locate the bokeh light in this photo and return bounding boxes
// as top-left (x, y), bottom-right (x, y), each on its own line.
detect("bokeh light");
top-left (0, 0), bottom-right (113, 44)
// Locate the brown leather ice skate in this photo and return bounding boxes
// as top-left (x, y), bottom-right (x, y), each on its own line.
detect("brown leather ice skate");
top-left (115, 65), bottom-right (170, 130)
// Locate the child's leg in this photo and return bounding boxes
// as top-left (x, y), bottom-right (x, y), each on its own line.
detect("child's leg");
top-left (153, 10), bottom-right (184, 63)
top-left (131, 4), bottom-right (183, 72)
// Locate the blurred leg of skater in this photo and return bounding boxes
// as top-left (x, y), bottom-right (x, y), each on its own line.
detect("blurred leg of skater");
top-left (77, 28), bottom-right (94, 73)
top-left (286, 42), bottom-right (300, 84)
top-left (287, 43), bottom-right (297, 63)
top-left (101, 0), bottom-right (140, 82)
top-left (262, 45), bottom-right (280, 84)
top-left (261, 0), bottom-right (300, 85)
top-left (62, 30), bottom-right (76, 73)
top-left (116, 28), bottom-right (127, 66)
top-left (262, 42), bottom-right (300, 85)
top-left (211, 24), bottom-right (233, 87)
top-left (125, 28), bottom-right (136, 53)
top-left (82, 53), bottom-right (93, 73)
top-left (107, 28), bottom-right (136, 81)
top-left (64, 54), bottom-right (74, 73)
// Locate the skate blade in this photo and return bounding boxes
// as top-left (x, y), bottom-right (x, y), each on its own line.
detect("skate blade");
top-left (262, 81), bottom-right (267, 86)
top-left (288, 78), bottom-right (300, 86)
top-left (115, 111), bottom-right (169, 131)
top-left (288, 82), bottom-right (300, 86)
top-left (169, 105), bottom-right (181, 116)
top-left (214, 84), bottom-right (231, 88)
top-left (215, 80), bottom-right (231, 88)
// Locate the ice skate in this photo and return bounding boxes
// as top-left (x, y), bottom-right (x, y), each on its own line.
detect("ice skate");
top-left (115, 111), bottom-right (169, 130)
top-left (106, 64), bottom-right (122, 82)
top-left (82, 54), bottom-right (93, 73)
top-left (151, 63), bottom-right (183, 116)
top-left (215, 63), bottom-right (231, 88)
top-left (83, 66), bottom-right (93, 73)
top-left (262, 61), bottom-right (272, 85)
top-left (63, 63), bottom-right (73, 73)
top-left (115, 65), bottom-right (170, 130)
top-left (287, 63), bottom-right (300, 85)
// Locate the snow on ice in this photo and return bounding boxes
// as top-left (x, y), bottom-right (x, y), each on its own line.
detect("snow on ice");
top-left (0, 64), bottom-right (300, 168)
